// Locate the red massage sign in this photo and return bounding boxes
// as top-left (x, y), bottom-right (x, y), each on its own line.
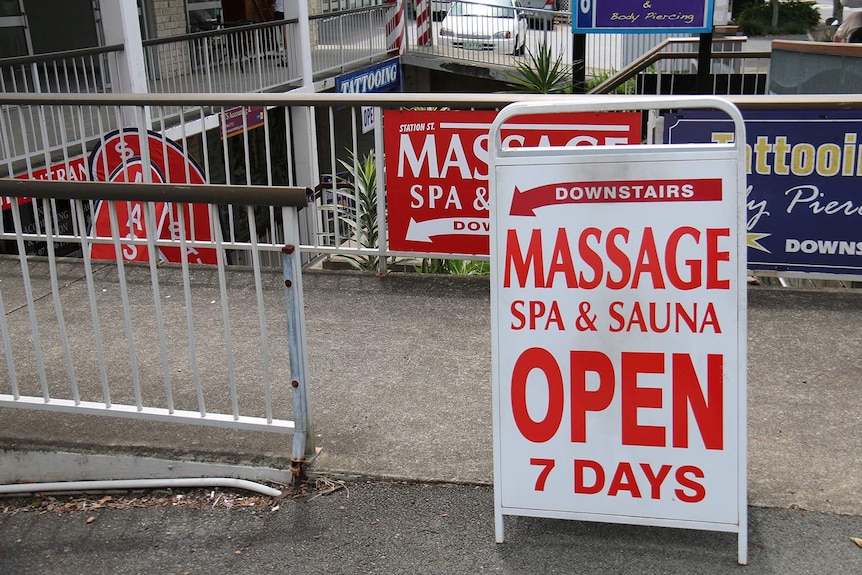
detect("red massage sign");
top-left (489, 99), bottom-right (748, 564)
top-left (383, 109), bottom-right (641, 255)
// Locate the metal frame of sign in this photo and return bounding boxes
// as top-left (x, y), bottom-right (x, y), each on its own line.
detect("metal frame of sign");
top-left (573, 0), bottom-right (716, 34)
top-left (489, 97), bottom-right (748, 564)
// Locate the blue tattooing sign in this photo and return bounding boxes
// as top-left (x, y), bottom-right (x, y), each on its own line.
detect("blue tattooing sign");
top-left (335, 57), bottom-right (401, 94)
top-left (665, 110), bottom-right (862, 277)
top-left (574, 0), bottom-right (715, 34)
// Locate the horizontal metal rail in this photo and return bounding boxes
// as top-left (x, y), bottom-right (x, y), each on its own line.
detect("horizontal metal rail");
top-left (142, 20), bottom-right (300, 48)
top-left (1, 91), bottom-right (861, 109)
top-left (0, 477), bottom-right (283, 497)
top-left (309, 4), bottom-right (386, 20)
top-left (0, 179), bottom-right (310, 208)
top-left (3, 395), bottom-right (296, 434)
top-left (0, 45), bottom-right (125, 68)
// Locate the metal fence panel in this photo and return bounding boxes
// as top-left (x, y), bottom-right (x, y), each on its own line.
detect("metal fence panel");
top-left (0, 175), bottom-right (315, 467)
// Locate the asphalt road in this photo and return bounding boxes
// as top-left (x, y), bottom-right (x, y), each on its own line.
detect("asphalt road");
top-left (2, 482), bottom-right (862, 574)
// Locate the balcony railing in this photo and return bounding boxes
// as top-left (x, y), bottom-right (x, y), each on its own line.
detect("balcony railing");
top-left (0, 5), bottom-right (777, 101)
top-left (309, 6), bottom-right (391, 79)
top-left (0, 44), bottom-right (123, 95)
top-left (143, 19), bottom-right (303, 95)
top-left (142, 7), bottom-right (394, 94)
top-left (406, 5), bottom-right (573, 69)
top-left (589, 37), bottom-right (771, 95)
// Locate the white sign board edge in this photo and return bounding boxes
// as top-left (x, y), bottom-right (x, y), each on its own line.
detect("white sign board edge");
top-left (488, 99), bottom-right (748, 565)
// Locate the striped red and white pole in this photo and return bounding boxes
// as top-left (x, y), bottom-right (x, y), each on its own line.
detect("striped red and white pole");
top-left (415, 0), bottom-right (432, 46)
top-left (386, 0), bottom-right (406, 55)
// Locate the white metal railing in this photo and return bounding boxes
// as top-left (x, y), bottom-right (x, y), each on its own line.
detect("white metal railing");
top-left (139, 8), bottom-right (393, 93)
top-left (406, 3), bottom-right (572, 68)
top-left (309, 6), bottom-right (391, 77)
top-left (0, 9), bottom-right (394, 99)
top-left (0, 90), bottom-right (860, 489)
top-left (583, 29), bottom-right (767, 80)
top-left (0, 93), bottom-right (563, 282)
top-left (2, 91), bottom-right (861, 266)
top-left (0, 92), bottom-right (860, 461)
top-left (0, 100), bottom-right (121, 179)
top-left (143, 20), bottom-right (303, 95)
top-left (0, 177), bottom-right (316, 472)
top-left (589, 37), bottom-right (771, 95)
top-left (0, 44), bottom-right (123, 95)
top-left (401, 3), bottom-right (768, 81)
top-left (319, 0), bottom-right (385, 13)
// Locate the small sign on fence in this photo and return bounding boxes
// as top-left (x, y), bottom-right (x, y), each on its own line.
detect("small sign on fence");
top-left (220, 106), bottom-right (265, 139)
top-left (489, 97), bottom-right (748, 564)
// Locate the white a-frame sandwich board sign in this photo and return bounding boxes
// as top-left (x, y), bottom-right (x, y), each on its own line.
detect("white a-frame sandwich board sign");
top-left (489, 97), bottom-right (748, 564)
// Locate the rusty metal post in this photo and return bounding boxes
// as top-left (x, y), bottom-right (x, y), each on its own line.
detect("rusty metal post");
top-left (281, 215), bottom-right (316, 480)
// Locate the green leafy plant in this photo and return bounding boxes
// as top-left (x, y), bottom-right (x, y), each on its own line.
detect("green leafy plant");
top-left (737, 0), bottom-right (821, 36)
top-left (415, 258), bottom-right (490, 275)
top-left (585, 67), bottom-right (644, 95)
top-left (318, 150), bottom-right (381, 271)
top-left (504, 41), bottom-right (571, 94)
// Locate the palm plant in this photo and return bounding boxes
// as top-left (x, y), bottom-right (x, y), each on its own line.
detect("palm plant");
top-left (318, 150), bottom-right (381, 271)
top-left (504, 41), bottom-right (571, 94)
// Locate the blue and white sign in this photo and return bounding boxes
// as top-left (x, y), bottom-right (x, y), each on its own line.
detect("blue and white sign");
top-left (665, 109), bottom-right (862, 277)
top-left (335, 57), bottom-right (401, 94)
top-left (574, 0), bottom-right (715, 34)
top-left (361, 106), bottom-right (375, 134)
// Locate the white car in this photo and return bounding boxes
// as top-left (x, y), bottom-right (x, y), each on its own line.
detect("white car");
top-left (518, 0), bottom-right (556, 29)
top-left (438, 0), bottom-right (528, 56)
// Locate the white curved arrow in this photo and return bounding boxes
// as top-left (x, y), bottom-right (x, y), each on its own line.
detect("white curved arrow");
top-left (405, 217), bottom-right (490, 242)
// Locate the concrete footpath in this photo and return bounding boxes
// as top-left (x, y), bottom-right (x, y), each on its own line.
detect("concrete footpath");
top-left (2, 270), bottom-right (862, 573)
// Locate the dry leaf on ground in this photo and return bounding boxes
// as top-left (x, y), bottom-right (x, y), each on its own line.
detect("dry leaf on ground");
top-left (0, 477), bottom-right (346, 516)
